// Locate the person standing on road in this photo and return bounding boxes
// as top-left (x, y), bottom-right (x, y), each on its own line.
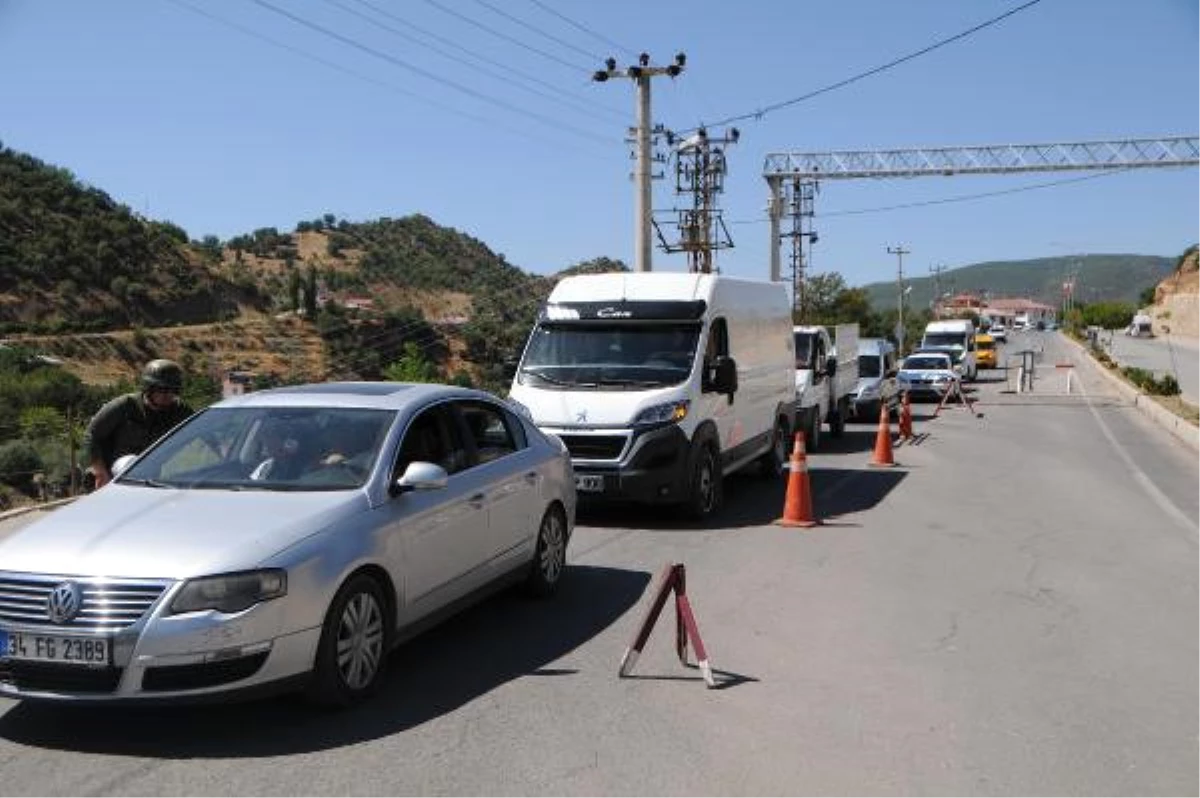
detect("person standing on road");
top-left (82, 359), bottom-right (195, 488)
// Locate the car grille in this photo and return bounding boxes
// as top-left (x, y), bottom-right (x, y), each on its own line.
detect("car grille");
top-left (142, 652), bottom-right (269, 692)
top-left (0, 573), bottom-right (170, 633)
top-left (0, 661), bottom-right (123, 693)
top-left (557, 434), bottom-right (628, 461)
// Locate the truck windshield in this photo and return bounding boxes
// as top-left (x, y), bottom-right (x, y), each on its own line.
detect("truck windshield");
top-left (793, 332), bottom-right (815, 369)
top-left (519, 323), bottom-right (700, 389)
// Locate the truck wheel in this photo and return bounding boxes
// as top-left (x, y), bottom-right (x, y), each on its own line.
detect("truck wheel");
top-left (830, 401), bottom-right (846, 438)
top-left (684, 444), bottom-right (722, 521)
top-left (758, 417), bottom-right (789, 477)
top-left (806, 409), bottom-right (821, 452)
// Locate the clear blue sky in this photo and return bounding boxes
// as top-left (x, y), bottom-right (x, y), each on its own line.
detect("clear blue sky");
top-left (1, 0), bottom-right (1196, 292)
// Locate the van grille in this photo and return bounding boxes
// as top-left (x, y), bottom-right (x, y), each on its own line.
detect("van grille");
top-left (0, 573), bottom-right (169, 633)
top-left (557, 434), bottom-right (627, 461)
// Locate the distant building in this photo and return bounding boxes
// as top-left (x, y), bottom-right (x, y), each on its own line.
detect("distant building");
top-left (223, 370), bottom-right (255, 398)
top-left (984, 298), bottom-right (1056, 324)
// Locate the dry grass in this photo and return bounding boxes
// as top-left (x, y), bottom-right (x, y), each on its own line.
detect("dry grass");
top-left (1147, 394), bottom-right (1200, 426)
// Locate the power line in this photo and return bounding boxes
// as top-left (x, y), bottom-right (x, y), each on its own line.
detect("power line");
top-left (469, 0), bottom-right (602, 62)
top-left (522, 0), bottom-right (637, 60)
top-left (421, 0), bottom-right (592, 73)
top-left (728, 167), bottom-right (1140, 225)
top-left (167, 0), bottom-right (607, 153)
top-left (684, 0), bottom-right (1043, 133)
top-left (348, 0), bottom-right (624, 120)
top-left (250, 0), bottom-right (615, 145)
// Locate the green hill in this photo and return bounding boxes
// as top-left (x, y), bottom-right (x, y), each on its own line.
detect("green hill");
top-left (861, 254), bottom-right (1176, 312)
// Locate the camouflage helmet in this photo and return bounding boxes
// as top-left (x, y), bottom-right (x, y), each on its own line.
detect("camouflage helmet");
top-left (141, 359), bottom-right (184, 392)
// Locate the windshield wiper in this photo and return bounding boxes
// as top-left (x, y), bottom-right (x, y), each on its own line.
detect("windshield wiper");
top-left (596, 377), bottom-right (668, 388)
top-left (118, 477), bottom-right (171, 488)
top-left (521, 368), bottom-right (571, 386)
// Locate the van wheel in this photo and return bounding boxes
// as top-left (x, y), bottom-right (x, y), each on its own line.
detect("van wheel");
top-left (758, 417), bottom-right (789, 477)
top-left (684, 444), bottom-right (722, 521)
top-left (830, 403), bottom-right (846, 438)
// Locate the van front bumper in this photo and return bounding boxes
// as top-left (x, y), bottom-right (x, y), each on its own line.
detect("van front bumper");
top-left (565, 424), bottom-right (692, 505)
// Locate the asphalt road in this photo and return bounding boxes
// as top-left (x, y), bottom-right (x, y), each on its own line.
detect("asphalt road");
top-left (0, 341), bottom-right (1196, 795)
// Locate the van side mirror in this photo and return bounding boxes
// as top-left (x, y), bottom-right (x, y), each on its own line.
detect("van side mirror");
top-left (706, 355), bottom-right (738, 398)
top-left (825, 358), bottom-right (837, 377)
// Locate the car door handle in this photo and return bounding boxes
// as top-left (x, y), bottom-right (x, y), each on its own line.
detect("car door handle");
top-left (524, 471), bottom-right (538, 485)
top-left (468, 493), bottom-right (486, 508)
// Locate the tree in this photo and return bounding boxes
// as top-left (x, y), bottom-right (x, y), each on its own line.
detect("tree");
top-left (383, 342), bottom-right (439, 383)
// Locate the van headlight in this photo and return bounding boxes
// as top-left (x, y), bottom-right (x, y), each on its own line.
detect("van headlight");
top-left (632, 400), bottom-right (689, 427)
top-left (170, 569), bottom-right (287, 614)
top-left (858, 384), bottom-right (880, 400)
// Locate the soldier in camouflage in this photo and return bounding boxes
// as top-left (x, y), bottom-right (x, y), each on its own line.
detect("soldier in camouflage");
top-left (82, 359), bottom-right (195, 488)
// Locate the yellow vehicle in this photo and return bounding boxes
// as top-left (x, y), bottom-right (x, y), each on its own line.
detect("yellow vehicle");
top-left (974, 333), bottom-right (997, 369)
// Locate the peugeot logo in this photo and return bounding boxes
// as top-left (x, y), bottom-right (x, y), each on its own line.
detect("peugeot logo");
top-left (46, 581), bottom-right (83, 625)
top-left (575, 409), bottom-right (588, 423)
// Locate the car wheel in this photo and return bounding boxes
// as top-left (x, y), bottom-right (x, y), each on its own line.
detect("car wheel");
top-left (307, 574), bottom-right (388, 708)
top-left (524, 505), bottom-right (568, 597)
top-left (830, 404), bottom-right (846, 438)
top-left (758, 417), bottom-right (789, 477)
top-left (684, 444), bottom-right (722, 521)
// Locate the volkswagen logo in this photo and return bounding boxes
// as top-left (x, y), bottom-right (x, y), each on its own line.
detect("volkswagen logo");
top-left (46, 581), bottom-right (83, 625)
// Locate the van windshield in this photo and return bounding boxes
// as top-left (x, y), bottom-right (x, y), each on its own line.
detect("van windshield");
top-left (857, 354), bottom-right (881, 378)
top-left (519, 323), bottom-right (700, 389)
top-left (922, 332), bottom-right (966, 349)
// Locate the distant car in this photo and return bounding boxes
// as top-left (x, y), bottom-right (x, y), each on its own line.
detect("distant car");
top-left (897, 352), bottom-right (957, 401)
top-left (0, 382), bottom-right (576, 706)
top-left (974, 333), bottom-right (997, 369)
top-left (988, 324), bottom-right (1007, 342)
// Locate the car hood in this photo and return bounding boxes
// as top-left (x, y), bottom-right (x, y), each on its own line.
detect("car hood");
top-left (0, 485), bottom-right (367, 579)
top-left (899, 369), bottom-right (955, 380)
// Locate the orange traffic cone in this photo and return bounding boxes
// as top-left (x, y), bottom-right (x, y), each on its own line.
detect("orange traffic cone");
top-left (774, 431), bottom-right (818, 528)
top-left (869, 400), bottom-right (896, 467)
top-left (899, 391), bottom-right (913, 440)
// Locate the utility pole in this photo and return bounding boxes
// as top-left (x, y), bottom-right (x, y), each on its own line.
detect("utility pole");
top-left (929, 263), bottom-right (948, 316)
top-left (654, 126), bottom-right (738, 274)
top-left (781, 177), bottom-right (818, 319)
top-left (888, 245), bottom-right (910, 353)
top-left (594, 52), bottom-right (686, 273)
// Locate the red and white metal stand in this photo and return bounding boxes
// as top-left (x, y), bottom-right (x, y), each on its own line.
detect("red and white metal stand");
top-left (618, 562), bottom-right (715, 688)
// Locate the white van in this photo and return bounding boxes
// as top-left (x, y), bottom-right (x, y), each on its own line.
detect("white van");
top-left (919, 319), bottom-right (978, 381)
top-left (509, 272), bottom-right (795, 521)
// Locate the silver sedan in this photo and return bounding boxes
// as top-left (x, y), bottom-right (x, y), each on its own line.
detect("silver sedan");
top-left (0, 382), bottom-right (576, 706)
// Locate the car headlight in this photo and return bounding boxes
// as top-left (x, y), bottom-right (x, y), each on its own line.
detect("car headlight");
top-left (632, 400), bottom-right (689, 427)
top-left (170, 569), bottom-right (287, 614)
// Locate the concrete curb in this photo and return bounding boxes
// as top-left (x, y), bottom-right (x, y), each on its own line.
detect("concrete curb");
top-left (0, 497), bottom-right (77, 522)
top-left (1063, 334), bottom-right (1199, 452)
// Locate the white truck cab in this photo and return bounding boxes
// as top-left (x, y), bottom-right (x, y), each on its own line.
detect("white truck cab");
top-left (509, 272), bottom-right (795, 521)
top-left (793, 323), bottom-right (859, 450)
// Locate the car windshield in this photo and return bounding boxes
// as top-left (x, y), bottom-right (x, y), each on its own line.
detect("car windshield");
top-left (519, 323), bottom-right (700, 389)
top-left (904, 356), bottom-right (950, 370)
top-left (857, 354), bottom-right (881, 378)
top-left (118, 406), bottom-right (396, 491)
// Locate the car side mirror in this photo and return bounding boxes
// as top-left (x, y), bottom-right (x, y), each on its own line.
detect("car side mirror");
top-left (391, 461), bottom-right (448, 496)
top-left (111, 454), bottom-right (138, 479)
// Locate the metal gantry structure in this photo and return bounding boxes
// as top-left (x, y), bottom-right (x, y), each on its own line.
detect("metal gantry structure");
top-left (653, 127), bottom-right (739, 274)
top-left (763, 135), bottom-right (1200, 286)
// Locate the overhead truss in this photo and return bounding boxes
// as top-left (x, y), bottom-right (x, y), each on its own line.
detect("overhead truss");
top-left (763, 136), bottom-right (1199, 180)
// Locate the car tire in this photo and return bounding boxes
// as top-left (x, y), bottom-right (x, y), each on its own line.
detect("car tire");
top-left (830, 402), bottom-right (846, 438)
top-left (758, 416), bottom-right (790, 477)
top-left (307, 573), bottom-right (389, 708)
top-left (523, 505), bottom-right (568, 598)
top-left (684, 443), bottom-right (722, 521)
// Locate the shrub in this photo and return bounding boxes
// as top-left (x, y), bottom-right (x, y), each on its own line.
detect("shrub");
top-left (0, 440), bottom-right (44, 494)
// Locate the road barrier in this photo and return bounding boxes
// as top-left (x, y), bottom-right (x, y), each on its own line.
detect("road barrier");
top-left (618, 562), bottom-right (715, 689)
top-left (934, 379), bottom-right (981, 418)
top-left (868, 401), bottom-right (896, 467)
top-left (774, 432), bottom-right (818, 527)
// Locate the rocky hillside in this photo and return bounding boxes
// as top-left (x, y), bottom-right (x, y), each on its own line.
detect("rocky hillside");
top-left (1147, 245), bottom-right (1199, 338)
